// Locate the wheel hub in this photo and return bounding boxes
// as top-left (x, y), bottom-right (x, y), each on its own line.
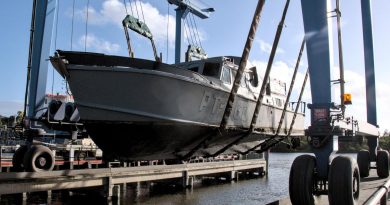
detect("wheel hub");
top-left (38, 156), bottom-right (47, 167)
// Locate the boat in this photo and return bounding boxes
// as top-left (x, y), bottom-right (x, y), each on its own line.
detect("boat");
top-left (50, 50), bottom-right (305, 160)
top-left (49, 2), bottom-right (305, 161)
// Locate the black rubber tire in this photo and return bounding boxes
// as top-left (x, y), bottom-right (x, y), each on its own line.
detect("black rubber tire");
top-left (23, 145), bottom-right (55, 172)
top-left (377, 150), bottom-right (389, 178)
top-left (12, 145), bottom-right (28, 171)
top-left (357, 150), bottom-right (370, 178)
top-left (75, 151), bottom-right (87, 161)
top-left (328, 156), bottom-right (360, 205)
top-left (289, 155), bottom-right (316, 205)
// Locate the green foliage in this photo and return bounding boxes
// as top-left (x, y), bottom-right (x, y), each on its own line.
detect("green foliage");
top-left (271, 137), bottom-right (369, 153)
top-left (379, 136), bottom-right (390, 151)
top-left (16, 111), bottom-right (24, 124)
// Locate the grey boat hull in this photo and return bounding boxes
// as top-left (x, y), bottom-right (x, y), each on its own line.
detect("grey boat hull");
top-left (51, 51), bottom-right (305, 160)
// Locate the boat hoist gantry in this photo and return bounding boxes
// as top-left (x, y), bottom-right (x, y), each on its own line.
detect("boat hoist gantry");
top-left (289, 0), bottom-right (384, 205)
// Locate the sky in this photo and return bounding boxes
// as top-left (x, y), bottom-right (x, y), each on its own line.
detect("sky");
top-left (0, 0), bottom-right (389, 132)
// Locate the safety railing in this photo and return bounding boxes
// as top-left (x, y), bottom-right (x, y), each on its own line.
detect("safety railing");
top-left (364, 178), bottom-right (390, 205)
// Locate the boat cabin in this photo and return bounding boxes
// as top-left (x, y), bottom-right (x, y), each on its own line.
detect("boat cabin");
top-left (175, 56), bottom-right (288, 109)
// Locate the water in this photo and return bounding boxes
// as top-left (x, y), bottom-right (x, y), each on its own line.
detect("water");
top-left (0, 153), bottom-right (314, 205)
top-left (122, 153), bottom-right (301, 205)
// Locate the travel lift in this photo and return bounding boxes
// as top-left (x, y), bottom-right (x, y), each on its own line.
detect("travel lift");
top-left (289, 0), bottom-right (385, 205)
top-left (168, 0), bottom-right (214, 63)
top-left (21, 0), bottom-right (384, 203)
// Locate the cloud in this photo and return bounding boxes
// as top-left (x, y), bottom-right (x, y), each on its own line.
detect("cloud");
top-left (256, 39), bottom-right (285, 54)
top-left (340, 69), bottom-right (390, 133)
top-left (74, 0), bottom-right (188, 48)
top-left (249, 60), bottom-right (310, 101)
top-left (78, 34), bottom-right (120, 53)
top-left (247, 60), bottom-right (390, 132)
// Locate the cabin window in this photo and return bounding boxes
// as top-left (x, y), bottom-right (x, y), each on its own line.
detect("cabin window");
top-left (221, 66), bottom-right (231, 84)
top-left (275, 98), bottom-right (283, 107)
top-left (203, 62), bottom-right (220, 78)
top-left (248, 67), bottom-right (259, 87)
top-left (188, 67), bottom-right (199, 72)
top-left (266, 83), bottom-right (271, 95)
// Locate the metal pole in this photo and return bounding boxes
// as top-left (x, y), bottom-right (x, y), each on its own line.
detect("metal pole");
top-left (175, 8), bottom-right (185, 64)
top-left (248, 0), bottom-right (290, 133)
top-left (361, 0), bottom-right (377, 126)
top-left (24, 0), bottom-right (38, 118)
top-left (336, 0), bottom-right (346, 115)
top-left (364, 178), bottom-right (390, 205)
top-left (219, 0), bottom-right (266, 130)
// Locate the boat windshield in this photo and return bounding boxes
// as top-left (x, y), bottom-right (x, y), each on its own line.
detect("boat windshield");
top-left (221, 66), bottom-right (231, 84)
top-left (202, 62), bottom-right (220, 78)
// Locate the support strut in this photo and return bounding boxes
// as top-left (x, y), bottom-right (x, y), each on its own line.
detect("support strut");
top-left (247, 0), bottom-right (290, 133)
top-left (247, 68), bottom-right (309, 154)
top-left (219, 0), bottom-right (266, 130)
top-left (217, 2), bottom-right (293, 158)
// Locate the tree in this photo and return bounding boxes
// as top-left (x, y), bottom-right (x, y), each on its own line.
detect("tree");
top-left (16, 111), bottom-right (24, 124)
top-left (383, 129), bottom-right (389, 137)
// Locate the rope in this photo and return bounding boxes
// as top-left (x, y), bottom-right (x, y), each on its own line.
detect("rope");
top-left (190, 13), bottom-right (203, 48)
top-left (85, 0), bottom-right (90, 52)
top-left (184, 0), bottom-right (202, 47)
top-left (128, 0), bottom-right (134, 16)
top-left (123, 0), bottom-right (128, 15)
top-left (70, 0), bottom-right (75, 50)
top-left (184, 17), bottom-right (196, 46)
top-left (138, 0), bottom-right (146, 24)
top-left (186, 13), bottom-right (197, 46)
top-left (166, 2), bottom-right (170, 63)
top-left (182, 19), bottom-right (192, 45)
top-left (133, 0), bottom-right (140, 19)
